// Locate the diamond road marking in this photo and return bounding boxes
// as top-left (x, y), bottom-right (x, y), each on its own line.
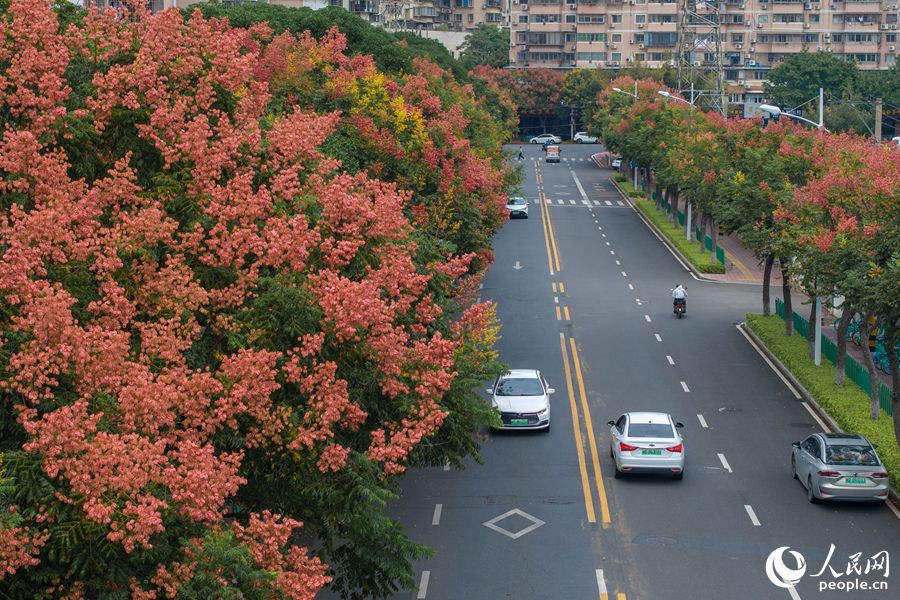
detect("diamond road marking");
top-left (482, 508), bottom-right (546, 540)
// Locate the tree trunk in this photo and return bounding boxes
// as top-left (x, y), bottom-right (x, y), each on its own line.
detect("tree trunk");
top-left (834, 305), bottom-right (853, 385)
top-left (887, 324), bottom-right (900, 449)
top-left (781, 258), bottom-right (793, 336)
top-left (709, 218), bottom-right (719, 267)
top-left (698, 213), bottom-right (708, 254)
top-left (858, 312), bottom-right (881, 419)
top-left (762, 254), bottom-right (774, 316)
top-left (671, 190), bottom-right (679, 224)
top-left (807, 294), bottom-right (817, 361)
top-left (656, 186), bottom-right (664, 210)
top-left (685, 201), bottom-right (693, 241)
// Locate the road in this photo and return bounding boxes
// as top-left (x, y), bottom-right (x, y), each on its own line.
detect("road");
top-left (379, 143), bottom-right (900, 600)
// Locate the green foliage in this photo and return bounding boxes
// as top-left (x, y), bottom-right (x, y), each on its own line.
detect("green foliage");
top-left (458, 24), bottom-right (509, 70)
top-left (634, 199), bottom-right (727, 274)
top-left (824, 102), bottom-right (873, 135)
top-left (746, 314), bottom-right (900, 491)
top-left (177, 530), bottom-right (277, 600)
top-left (764, 51), bottom-right (858, 110)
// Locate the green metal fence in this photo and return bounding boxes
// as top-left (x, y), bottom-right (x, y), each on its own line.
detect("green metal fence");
top-left (774, 298), bottom-right (893, 415)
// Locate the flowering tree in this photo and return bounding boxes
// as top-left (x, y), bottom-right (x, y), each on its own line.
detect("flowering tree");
top-left (0, 2), bottom-right (506, 597)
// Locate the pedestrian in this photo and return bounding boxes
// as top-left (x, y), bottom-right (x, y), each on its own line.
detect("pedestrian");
top-left (517, 146), bottom-right (524, 160)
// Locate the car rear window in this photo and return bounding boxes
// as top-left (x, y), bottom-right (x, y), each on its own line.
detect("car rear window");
top-left (825, 445), bottom-right (880, 466)
top-left (496, 378), bottom-right (544, 396)
top-left (627, 423), bottom-right (674, 438)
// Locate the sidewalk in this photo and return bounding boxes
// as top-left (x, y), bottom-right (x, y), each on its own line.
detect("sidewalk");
top-left (707, 231), bottom-right (893, 390)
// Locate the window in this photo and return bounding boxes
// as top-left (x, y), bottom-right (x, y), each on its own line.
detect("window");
top-left (635, 34), bottom-right (645, 43)
top-left (635, 14), bottom-right (646, 24)
top-left (803, 438), bottom-right (820, 460)
top-left (832, 33), bottom-right (844, 42)
top-left (887, 54), bottom-right (896, 65)
top-left (650, 15), bottom-right (674, 24)
top-left (774, 14), bottom-right (803, 23)
top-left (612, 34), bottom-right (623, 42)
top-left (803, 34), bottom-right (819, 42)
top-left (627, 423), bottom-right (675, 438)
top-left (888, 14), bottom-right (899, 24)
top-left (612, 14), bottom-right (623, 24)
top-left (846, 33), bottom-right (876, 43)
top-left (577, 33), bottom-right (607, 42)
top-left (577, 52), bottom-right (607, 61)
top-left (577, 15), bottom-right (606, 24)
top-left (615, 416), bottom-right (626, 434)
top-left (454, 0), bottom-right (471, 7)
top-left (732, 33), bottom-right (744, 43)
top-left (887, 34), bottom-right (897, 42)
top-left (612, 52), bottom-right (622, 61)
top-left (467, 14), bottom-right (474, 22)
top-left (566, 14), bottom-right (576, 23)
top-left (758, 15), bottom-right (768, 24)
top-left (519, 15), bottom-right (528, 24)
top-left (809, 14), bottom-right (820, 23)
top-left (634, 53), bottom-right (646, 61)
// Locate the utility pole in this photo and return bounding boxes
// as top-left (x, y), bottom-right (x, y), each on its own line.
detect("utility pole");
top-left (874, 98), bottom-right (883, 143)
top-left (675, 0), bottom-right (727, 116)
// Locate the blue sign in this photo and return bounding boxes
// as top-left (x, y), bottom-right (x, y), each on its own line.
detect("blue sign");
top-left (630, 160), bottom-right (637, 168)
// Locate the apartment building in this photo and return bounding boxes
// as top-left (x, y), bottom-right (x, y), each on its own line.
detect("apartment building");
top-left (510, 1), bottom-right (898, 96)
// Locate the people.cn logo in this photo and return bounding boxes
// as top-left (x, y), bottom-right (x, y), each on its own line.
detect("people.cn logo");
top-left (766, 546), bottom-right (807, 589)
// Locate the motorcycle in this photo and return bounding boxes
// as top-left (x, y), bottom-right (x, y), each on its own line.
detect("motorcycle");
top-left (673, 298), bottom-right (686, 318)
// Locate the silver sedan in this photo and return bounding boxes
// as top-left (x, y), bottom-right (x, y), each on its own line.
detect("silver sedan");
top-left (792, 433), bottom-right (889, 503)
top-left (608, 412), bottom-right (685, 479)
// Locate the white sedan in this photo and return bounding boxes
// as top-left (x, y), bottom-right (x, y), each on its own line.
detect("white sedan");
top-left (573, 131), bottom-right (598, 144)
top-left (486, 370), bottom-right (554, 431)
top-left (505, 196), bottom-right (529, 218)
top-left (530, 133), bottom-right (562, 145)
top-left (608, 412), bottom-right (685, 479)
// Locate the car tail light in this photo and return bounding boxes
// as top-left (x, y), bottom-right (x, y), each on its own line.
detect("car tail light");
top-left (871, 472), bottom-right (889, 479)
top-left (666, 444), bottom-right (683, 453)
top-left (619, 442), bottom-right (638, 452)
top-left (818, 470), bottom-right (841, 477)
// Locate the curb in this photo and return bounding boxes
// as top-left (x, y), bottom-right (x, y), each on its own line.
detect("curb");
top-left (739, 321), bottom-right (900, 510)
top-left (607, 177), bottom-right (717, 283)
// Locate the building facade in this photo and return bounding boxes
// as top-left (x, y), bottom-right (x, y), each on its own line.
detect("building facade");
top-left (509, 1), bottom-right (898, 98)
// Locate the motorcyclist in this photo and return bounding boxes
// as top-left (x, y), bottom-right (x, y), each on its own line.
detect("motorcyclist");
top-left (671, 284), bottom-right (687, 312)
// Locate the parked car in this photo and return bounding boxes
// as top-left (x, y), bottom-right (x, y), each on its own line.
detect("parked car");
top-left (792, 433), bottom-right (889, 503)
top-left (608, 412), bottom-right (685, 479)
top-left (485, 370), bottom-right (554, 431)
top-left (611, 158), bottom-right (622, 171)
top-left (530, 133), bottom-right (562, 145)
top-left (573, 131), bottom-right (598, 144)
top-left (545, 145), bottom-right (561, 163)
top-left (505, 196), bottom-right (529, 218)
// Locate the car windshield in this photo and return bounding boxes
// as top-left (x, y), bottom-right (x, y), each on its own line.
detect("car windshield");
top-left (495, 378), bottom-right (544, 396)
top-left (508, 198), bottom-right (526, 206)
top-left (825, 444), bottom-right (880, 466)
top-left (627, 423), bottom-right (674, 438)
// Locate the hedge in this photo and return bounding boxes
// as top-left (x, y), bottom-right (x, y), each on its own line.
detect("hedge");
top-left (633, 199), bottom-right (726, 274)
top-left (746, 314), bottom-right (900, 493)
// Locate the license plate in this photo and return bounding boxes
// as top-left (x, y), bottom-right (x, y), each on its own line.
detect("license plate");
top-left (642, 449), bottom-right (662, 456)
top-left (844, 477), bottom-right (867, 485)
top-left (510, 419), bottom-right (529, 426)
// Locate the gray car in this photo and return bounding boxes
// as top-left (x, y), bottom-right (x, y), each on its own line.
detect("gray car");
top-left (792, 433), bottom-right (889, 503)
top-left (608, 412), bottom-right (685, 479)
top-left (486, 370), bottom-right (554, 431)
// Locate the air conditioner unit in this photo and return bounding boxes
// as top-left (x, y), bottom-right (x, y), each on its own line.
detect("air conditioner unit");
top-left (804, 3), bottom-right (812, 9)
top-left (740, 3), bottom-right (745, 8)
top-left (694, 60), bottom-right (703, 66)
top-left (804, 23), bottom-right (811, 29)
top-left (749, 46), bottom-right (756, 53)
top-left (639, 43), bottom-right (646, 49)
top-left (571, 61), bottom-right (577, 66)
top-left (735, 42), bottom-right (743, 49)
top-left (893, 25), bottom-right (899, 30)
top-left (638, 23), bottom-right (644, 28)
top-left (891, 45), bottom-right (897, 51)
top-left (882, 24), bottom-right (890, 30)
top-left (757, 23), bottom-right (763, 28)
top-left (610, 23), bottom-right (616, 28)
top-left (893, 4), bottom-right (899, 9)
top-left (826, 47), bottom-right (833, 52)
top-left (626, 57), bottom-right (633, 62)
top-left (611, 44), bottom-right (618, 49)
top-left (521, 5), bottom-right (528, 9)
top-left (824, 32), bottom-right (831, 37)
top-left (610, 61), bottom-right (620, 66)
top-left (748, 59), bottom-right (757, 66)
top-left (744, 82), bottom-right (752, 89)
top-left (630, 39), bottom-right (635, 44)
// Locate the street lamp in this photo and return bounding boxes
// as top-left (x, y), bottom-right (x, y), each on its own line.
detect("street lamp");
top-left (759, 88), bottom-right (827, 131)
top-left (658, 90), bottom-right (697, 242)
top-left (611, 82), bottom-right (640, 188)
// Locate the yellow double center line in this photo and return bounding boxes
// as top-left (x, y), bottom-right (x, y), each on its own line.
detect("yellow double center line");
top-left (536, 163), bottom-right (610, 526)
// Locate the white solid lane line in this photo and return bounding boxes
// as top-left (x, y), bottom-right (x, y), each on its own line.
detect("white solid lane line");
top-left (628, 284), bottom-right (634, 290)
top-left (417, 571), bottom-right (430, 599)
top-left (680, 381), bottom-right (690, 392)
top-left (697, 414), bottom-right (708, 428)
top-left (644, 315), bottom-right (651, 322)
top-left (744, 505), bottom-right (761, 526)
top-left (615, 260), bottom-right (621, 265)
top-left (654, 334), bottom-right (662, 342)
top-left (735, 324), bottom-right (801, 399)
top-left (622, 271), bottom-right (627, 277)
top-left (596, 569), bottom-right (608, 598)
top-left (610, 250), bottom-right (615, 255)
top-left (801, 401), bottom-right (830, 432)
top-left (432, 504), bottom-right (442, 526)
top-left (718, 453), bottom-right (733, 473)
top-left (666, 355), bottom-right (675, 365)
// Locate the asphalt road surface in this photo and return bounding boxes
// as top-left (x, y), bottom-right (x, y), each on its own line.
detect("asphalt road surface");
top-left (375, 143), bottom-right (900, 600)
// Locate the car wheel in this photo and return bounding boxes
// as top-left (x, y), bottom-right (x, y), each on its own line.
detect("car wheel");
top-left (576, 139), bottom-right (583, 143)
top-left (673, 470), bottom-right (684, 481)
top-left (791, 455), bottom-right (798, 480)
top-left (807, 476), bottom-right (818, 503)
top-left (613, 463), bottom-right (622, 479)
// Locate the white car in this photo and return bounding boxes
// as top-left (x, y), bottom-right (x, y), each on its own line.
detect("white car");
top-left (608, 412), bottom-right (685, 479)
top-left (486, 370), bottom-right (554, 431)
top-left (505, 196), bottom-right (529, 218)
top-left (573, 131), bottom-right (598, 144)
top-left (530, 133), bottom-right (562, 145)
top-left (611, 158), bottom-right (622, 171)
